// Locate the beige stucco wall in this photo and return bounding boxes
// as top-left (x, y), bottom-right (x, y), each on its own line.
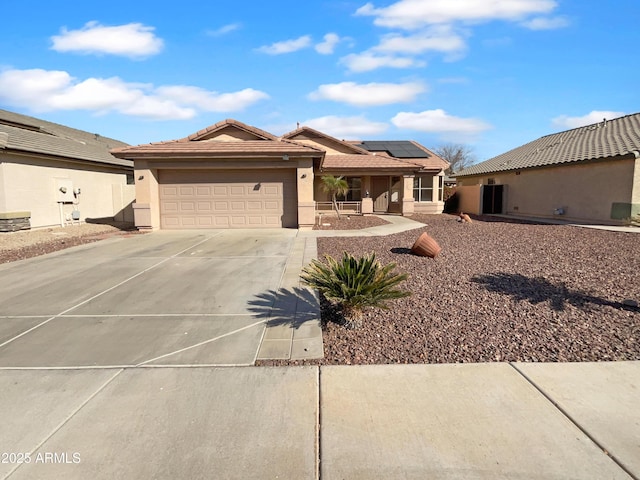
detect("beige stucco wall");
top-left (133, 156), bottom-right (315, 230)
top-left (456, 185), bottom-right (482, 215)
top-left (458, 157), bottom-right (637, 223)
top-left (0, 153), bottom-right (134, 228)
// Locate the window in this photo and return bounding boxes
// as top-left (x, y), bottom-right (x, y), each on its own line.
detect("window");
top-left (413, 175), bottom-right (434, 202)
top-left (390, 177), bottom-right (401, 203)
top-left (126, 172), bottom-right (135, 185)
top-left (338, 177), bottom-right (362, 201)
top-left (487, 178), bottom-right (496, 185)
top-left (438, 175), bottom-right (444, 201)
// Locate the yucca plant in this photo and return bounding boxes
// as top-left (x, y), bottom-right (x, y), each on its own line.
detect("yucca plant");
top-left (301, 252), bottom-right (411, 328)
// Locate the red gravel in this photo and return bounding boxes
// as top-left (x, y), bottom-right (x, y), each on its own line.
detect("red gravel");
top-left (263, 213), bottom-right (640, 365)
top-left (313, 215), bottom-right (390, 230)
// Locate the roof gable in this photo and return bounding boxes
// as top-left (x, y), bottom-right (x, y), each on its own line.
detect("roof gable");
top-left (180, 118), bottom-right (277, 142)
top-left (457, 112), bottom-right (640, 177)
top-left (282, 126), bottom-right (371, 155)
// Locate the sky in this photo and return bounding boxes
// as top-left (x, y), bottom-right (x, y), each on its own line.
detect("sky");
top-left (0, 0), bottom-right (637, 162)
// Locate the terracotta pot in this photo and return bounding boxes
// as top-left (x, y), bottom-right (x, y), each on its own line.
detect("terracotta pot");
top-left (411, 232), bottom-right (442, 258)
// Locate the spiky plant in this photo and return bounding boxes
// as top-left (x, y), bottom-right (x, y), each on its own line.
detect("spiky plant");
top-left (320, 175), bottom-right (349, 218)
top-left (301, 252), bottom-right (411, 328)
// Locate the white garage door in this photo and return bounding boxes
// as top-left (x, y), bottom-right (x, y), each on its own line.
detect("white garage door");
top-left (159, 169), bottom-right (297, 229)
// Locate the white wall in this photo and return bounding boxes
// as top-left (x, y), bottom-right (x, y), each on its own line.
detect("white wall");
top-left (0, 153), bottom-right (134, 228)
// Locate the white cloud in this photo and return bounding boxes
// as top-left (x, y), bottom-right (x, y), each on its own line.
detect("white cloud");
top-left (521, 15), bottom-right (569, 30)
top-left (0, 68), bottom-right (269, 120)
top-left (356, 0), bottom-right (558, 29)
top-left (340, 52), bottom-right (425, 72)
top-left (392, 109), bottom-right (492, 135)
top-left (51, 21), bottom-right (163, 58)
top-left (256, 35), bottom-right (312, 54)
top-left (374, 27), bottom-right (467, 55)
top-left (156, 86), bottom-right (269, 112)
top-left (309, 81), bottom-right (426, 107)
top-left (207, 23), bottom-right (241, 37)
top-left (304, 115), bottom-right (389, 137)
top-left (315, 33), bottom-right (341, 54)
top-left (552, 110), bottom-right (626, 130)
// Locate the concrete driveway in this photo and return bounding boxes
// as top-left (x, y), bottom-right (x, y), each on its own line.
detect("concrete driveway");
top-left (0, 229), bottom-right (303, 367)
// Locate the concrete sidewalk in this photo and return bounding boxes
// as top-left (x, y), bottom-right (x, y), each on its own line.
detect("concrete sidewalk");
top-left (1, 361), bottom-right (637, 479)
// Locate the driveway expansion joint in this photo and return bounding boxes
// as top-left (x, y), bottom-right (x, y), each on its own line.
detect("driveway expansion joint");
top-left (509, 362), bottom-right (638, 480)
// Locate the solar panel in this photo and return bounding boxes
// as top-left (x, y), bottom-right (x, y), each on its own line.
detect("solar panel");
top-left (359, 141), bottom-right (430, 158)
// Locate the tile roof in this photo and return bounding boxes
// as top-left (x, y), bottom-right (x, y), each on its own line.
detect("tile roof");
top-left (111, 119), bottom-right (323, 159)
top-left (282, 126), bottom-right (372, 155)
top-left (0, 109), bottom-right (131, 168)
top-left (457, 112), bottom-right (640, 177)
top-left (112, 139), bottom-right (322, 158)
top-left (180, 118), bottom-right (278, 142)
top-left (321, 154), bottom-right (419, 171)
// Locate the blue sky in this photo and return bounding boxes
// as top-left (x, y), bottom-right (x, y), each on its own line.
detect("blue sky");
top-left (0, 0), bottom-right (637, 161)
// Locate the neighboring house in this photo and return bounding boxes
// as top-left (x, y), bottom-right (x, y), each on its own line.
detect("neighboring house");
top-left (0, 109), bottom-right (135, 231)
top-left (455, 113), bottom-right (640, 224)
top-left (110, 119), bottom-right (448, 230)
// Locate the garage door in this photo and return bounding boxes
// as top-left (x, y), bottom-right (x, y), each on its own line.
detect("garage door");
top-left (159, 169), bottom-right (297, 228)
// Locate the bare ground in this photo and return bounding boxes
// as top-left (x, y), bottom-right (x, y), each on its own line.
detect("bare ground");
top-left (0, 222), bottom-right (142, 264)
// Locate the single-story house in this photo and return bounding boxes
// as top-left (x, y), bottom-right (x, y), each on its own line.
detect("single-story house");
top-left (0, 109), bottom-right (135, 231)
top-left (111, 119), bottom-right (448, 230)
top-left (455, 113), bottom-right (640, 224)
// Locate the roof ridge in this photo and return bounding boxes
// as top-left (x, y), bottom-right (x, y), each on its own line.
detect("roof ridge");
top-left (181, 118), bottom-right (278, 142)
top-left (282, 125), bottom-right (372, 155)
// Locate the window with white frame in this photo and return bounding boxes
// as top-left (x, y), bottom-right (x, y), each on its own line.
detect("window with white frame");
top-left (413, 175), bottom-right (434, 202)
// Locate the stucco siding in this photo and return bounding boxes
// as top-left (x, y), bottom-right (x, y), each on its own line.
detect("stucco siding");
top-left (1, 153), bottom-right (133, 228)
top-left (503, 159), bottom-right (633, 222)
top-left (459, 157), bottom-right (636, 223)
top-left (0, 162), bottom-right (6, 212)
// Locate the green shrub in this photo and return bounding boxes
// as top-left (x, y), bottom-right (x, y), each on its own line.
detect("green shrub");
top-left (301, 252), bottom-right (410, 328)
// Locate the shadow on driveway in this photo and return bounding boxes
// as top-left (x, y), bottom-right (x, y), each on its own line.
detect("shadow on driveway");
top-left (248, 287), bottom-right (319, 329)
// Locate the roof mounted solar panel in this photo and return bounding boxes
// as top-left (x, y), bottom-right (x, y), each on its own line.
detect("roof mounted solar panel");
top-left (359, 140), bottom-right (430, 158)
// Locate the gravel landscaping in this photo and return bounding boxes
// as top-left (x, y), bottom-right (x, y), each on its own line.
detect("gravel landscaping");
top-left (269, 214), bottom-right (640, 365)
top-left (0, 222), bottom-right (140, 264)
top-left (313, 214), bottom-right (389, 230)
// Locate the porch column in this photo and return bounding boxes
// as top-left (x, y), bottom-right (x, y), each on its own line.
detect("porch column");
top-left (297, 158), bottom-right (315, 230)
top-left (133, 160), bottom-right (160, 230)
top-left (361, 175), bottom-right (373, 214)
top-left (401, 175), bottom-right (415, 216)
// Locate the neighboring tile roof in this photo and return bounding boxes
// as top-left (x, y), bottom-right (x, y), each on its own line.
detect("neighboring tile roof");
top-left (457, 113), bottom-right (640, 177)
top-left (0, 109), bottom-right (131, 168)
top-left (322, 153), bottom-right (419, 171)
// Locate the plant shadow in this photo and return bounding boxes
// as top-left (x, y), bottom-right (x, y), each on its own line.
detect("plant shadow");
top-left (390, 247), bottom-right (413, 255)
top-left (247, 286), bottom-right (321, 329)
top-left (472, 272), bottom-right (639, 312)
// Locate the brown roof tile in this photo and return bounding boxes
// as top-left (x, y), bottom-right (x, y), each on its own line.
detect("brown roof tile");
top-left (457, 112), bottom-right (640, 177)
top-left (111, 119), bottom-right (323, 158)
top-left (322, 154), bottom-right (418, 171)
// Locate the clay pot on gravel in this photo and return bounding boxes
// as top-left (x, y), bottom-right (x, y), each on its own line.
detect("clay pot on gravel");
top-left (411, 232), bottom-right (442, 258)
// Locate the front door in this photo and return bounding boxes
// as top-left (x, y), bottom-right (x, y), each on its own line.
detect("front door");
top-left (372, 177), bottom-right (389, 212)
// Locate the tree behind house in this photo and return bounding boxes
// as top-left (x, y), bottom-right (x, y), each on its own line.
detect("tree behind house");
top-left (435, 143), bottom-right (476, 174)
